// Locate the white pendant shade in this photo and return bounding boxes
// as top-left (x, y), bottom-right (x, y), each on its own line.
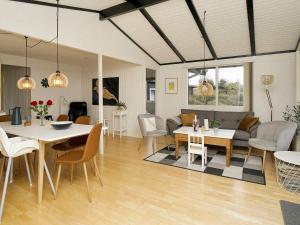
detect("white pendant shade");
top-left (48, 71), bottom-right (69, 88)
top-left (17, 76), bottom-right (36, 90)
top-left (261, 75), bottom-right (274, 87)
top-left (197, 81), bottom-right (214, 96)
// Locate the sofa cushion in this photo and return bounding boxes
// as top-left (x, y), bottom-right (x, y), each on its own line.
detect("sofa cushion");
top-left (215, 111), bottom-right (253, 130)
top-left (234, 130), bottom-right (250, 141)
top-left (181, 109), bottom-right (214, 126)
top-left (180, 113), bottom-right (195, 126)
top-left (238, 115), bottom-right (259, 132)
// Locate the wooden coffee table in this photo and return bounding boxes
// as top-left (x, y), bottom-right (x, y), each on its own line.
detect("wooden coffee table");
top-left (173, 126), bottom-right (235, 167)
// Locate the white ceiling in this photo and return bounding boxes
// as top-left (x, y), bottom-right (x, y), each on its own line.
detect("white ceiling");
top-left (37, 0), bottom-right (125, 11)
top-left (0, 30), bottom-right (98, 67)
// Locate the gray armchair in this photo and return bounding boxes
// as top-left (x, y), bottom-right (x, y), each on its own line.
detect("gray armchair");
top-left (246, 121), bottom-right (297, 172)
top-left (137, 114), bottom-right (169, 153)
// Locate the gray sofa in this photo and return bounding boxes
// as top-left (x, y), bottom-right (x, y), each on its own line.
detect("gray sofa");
top-left (166, 109), bottom-right (260, 148)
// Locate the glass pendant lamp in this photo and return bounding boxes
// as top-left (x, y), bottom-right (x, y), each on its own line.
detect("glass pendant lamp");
top-left (17, 36), bottom-right (36, 90)
top-left (48, 0), bottom-right (68, 88)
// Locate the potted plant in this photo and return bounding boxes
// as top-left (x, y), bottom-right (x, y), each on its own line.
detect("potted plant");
top-left (283, 104), bottom-right (300, 151)
top-left (210, 120), bottom-right (221, 133)
top-left (30, 99), bottom-right (53, 126)
top-left (116, 101), bottom-right (127, 111)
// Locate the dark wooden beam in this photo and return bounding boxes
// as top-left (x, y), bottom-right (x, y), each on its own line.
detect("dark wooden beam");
top-left (100, 0), bottom-right (169, 20)
top-left (139, 9), bottom-right (186, 62)
top-left (246, 0), bottom-right (256, 55)
top-left (109, 19), bottom-right (160, 65)
top-left (10, 0), bottom-right (99, 13)
top-left (185, 0), bottom-right (217, 59)
top-left (296, 36), bottom-right (300, 51)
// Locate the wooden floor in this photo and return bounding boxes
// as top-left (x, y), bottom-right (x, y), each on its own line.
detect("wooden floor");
top-left (2, 135), bottom-right (300, 225)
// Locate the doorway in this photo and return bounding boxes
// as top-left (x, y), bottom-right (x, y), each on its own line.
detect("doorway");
top-left (146, 68), bottom-right (156, 114)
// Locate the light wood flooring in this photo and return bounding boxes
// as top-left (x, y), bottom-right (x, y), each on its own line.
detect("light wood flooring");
top-left (2, 135), bottom-right (300, 225)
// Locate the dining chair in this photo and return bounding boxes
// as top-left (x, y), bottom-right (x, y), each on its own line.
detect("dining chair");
top-left (137, 114), bottom-right (169, 154)
top-left (245, 121), bottom-right (297, 172)
top-left (188, 133), bottom-right (207, 168)
top-left (55, 123), bottom-right (103, 202)
top-left (57, 114), bottom-right (69, 121)
top-left (0, 128), bottom-right (55, 223)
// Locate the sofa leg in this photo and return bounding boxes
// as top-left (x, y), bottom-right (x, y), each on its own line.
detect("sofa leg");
top-left (245, 147), bottom-right (252, 163)
top-left (262, 150), bottom-right (267, 173)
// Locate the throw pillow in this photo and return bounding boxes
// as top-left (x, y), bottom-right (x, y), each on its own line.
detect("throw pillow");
top-left (238, 115), bottom-right (259, 132)
top-left (180, 113), bottom-right (195, 126)
top-left (143, 117), bottom-right (157, 132)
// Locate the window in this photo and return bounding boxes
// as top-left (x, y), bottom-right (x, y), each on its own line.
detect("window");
top-left (188, 65), bottom-right (244, 107)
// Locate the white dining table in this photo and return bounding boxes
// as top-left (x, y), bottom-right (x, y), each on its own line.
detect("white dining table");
top-left (0, 120), bottom-right (94, 203)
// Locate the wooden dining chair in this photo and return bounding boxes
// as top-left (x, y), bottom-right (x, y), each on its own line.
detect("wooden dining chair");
top-left (57, 114), bottom-right (69, 121)
top-left (55, 123), bottom-right (103, 202)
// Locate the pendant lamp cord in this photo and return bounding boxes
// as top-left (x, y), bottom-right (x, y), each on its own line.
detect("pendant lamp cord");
top-left (203, 10), bottom-right (206, 80)
top-left (56, 0), bottom-right (59, 72)
top-left (25, 36), bottom-right (28, 77)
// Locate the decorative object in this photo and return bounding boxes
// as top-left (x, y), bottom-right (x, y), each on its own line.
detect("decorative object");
top-left (180, 113), bottom-right (195, 126)
top-left (145, 146), bottom-right (265, 185)
top-left (261, 74), bottom-right (274, 121)
top-left (30, 100), bottom-right (53, 126)
top-left (51, 121), bottom-right (73, 130)
top-left (192, 115), bottom-right (199, 132)
top-left (93, 77), bottom-right (119, 105)
top-left (9, 107), bottom-right (22, 125)
top-left (165, 78), bottom-right (178, 94)
top-left (282, 103), bottom-right (300, 133)
top-left (204, 119), bottom-right (209, 130)
top-left (41, 78), bottom-right (49, 88)
top-left (238, 115), bottom-right (259, 132)
top-left (17, 36), bottom-right (36, 90)
top-left (197, 11), bottom-right (214, 97)
top-left (47, 0), bottom-right (69, 88)
top-left (58, 96), bottom-right (68, 115)
top-left (210, 119), bottom-right (221, 133)
top-left (116, 101), bottom-right (127, 111)
top-left (275, 151), bottom-right (300, 194)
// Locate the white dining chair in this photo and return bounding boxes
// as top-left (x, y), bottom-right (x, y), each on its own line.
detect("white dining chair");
top-left (0, 128), bottom-right (55, 223)
top-left (188, 133), bottom-right (207, 168)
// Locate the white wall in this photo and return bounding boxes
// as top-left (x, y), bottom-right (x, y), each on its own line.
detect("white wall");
top-left (296, 51), bottom-right (300, 103)
top-left (0, 1), bottom-right (159, 70)
top-left (0, 52), bottom-right (83, 119)
top-left (103, 57), bottom-right (145, 137)
top-left (156, 53), bottom-right (296, 123)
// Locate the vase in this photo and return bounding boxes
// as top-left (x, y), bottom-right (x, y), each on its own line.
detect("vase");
top-left (40, 116), bottom-right (45, 126)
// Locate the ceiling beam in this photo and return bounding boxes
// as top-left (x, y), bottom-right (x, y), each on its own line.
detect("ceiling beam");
top-left (185, 0), bottom-right (217, 59)
top-left (10, 0), bottom-right (99, 13)
top-left (296, 36), bottom-right (300, 51)
top-left (246, 0), bottom-right (256, 55)
top-left (99, 0), bottom-right (169, 20)
top-left (108, 19), bottom-right (160, 65)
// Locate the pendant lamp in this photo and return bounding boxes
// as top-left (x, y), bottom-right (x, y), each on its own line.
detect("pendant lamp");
top-left (17, 36), bottom-right (36, 90)
top-left (48, 0), bottom-right (68, 88)
top-left (197, 11), bottom-right (213, 96)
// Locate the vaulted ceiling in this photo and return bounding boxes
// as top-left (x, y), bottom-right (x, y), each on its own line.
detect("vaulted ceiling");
top-left (9, 0), bottom-right (300, 65)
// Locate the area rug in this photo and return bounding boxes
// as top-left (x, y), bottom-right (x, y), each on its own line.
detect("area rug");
top-left (145, 146), bottom-right (265, 185)
top-left (280, 200), bottom-right (300, 225)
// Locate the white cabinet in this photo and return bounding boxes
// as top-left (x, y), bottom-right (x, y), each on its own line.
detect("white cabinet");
top-left (112, 110), bottom-right (127, 138)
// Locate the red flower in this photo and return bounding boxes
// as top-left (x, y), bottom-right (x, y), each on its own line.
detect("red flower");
top-left (46, 100), bottom-right (53, 106)
top-left (31, 101), bottom-right (37, 106)
top-left (38, 100), bottom-right (44, 105)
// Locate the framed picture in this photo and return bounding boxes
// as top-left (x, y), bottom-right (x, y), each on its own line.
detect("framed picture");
top-left (165, 78), bottom-right (178, 94)
top-left (92, 77), bottom-right (119, 105)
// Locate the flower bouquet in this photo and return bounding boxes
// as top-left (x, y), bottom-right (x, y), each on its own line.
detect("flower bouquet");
top-left (30, 100), bottom-right (53, 126)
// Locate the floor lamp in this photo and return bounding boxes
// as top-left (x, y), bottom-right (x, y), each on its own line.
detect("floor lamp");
top-left (261, 75), bottom-right (274, 121)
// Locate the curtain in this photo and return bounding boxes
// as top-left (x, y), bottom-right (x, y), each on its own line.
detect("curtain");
top-left (243, 62), bottom-right (253, 112)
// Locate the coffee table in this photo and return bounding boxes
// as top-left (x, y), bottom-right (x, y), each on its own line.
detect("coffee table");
top-left (173, 126), bottom-right (235, 167)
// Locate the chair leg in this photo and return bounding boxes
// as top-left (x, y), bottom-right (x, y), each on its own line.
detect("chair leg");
top-left (28, 152), bottom-right (35, 177)
top-left (188, 152), bottom-right (191, 166)
top-left (0, 157), bottom-right (12, 223)
top-left (262, 150), bottom-right (267, 173)
top-left (55, 164), bottom-right (62, 199)
top-left (164, 135), bottom-right (170, 150)
top-left (0, 158), bottom-right (6, 181)
top-left (9, 159), bottom-right (13, 184)
top-left (88, 160), bottom-right (96, 176)
top-left (70, 164), bottom-right (74, 184)
top-left (202, 153), bottom-right (204, 169)
top-left (138, 138), bottom-right (144, 151)
top-left (83, 163), bottom-right (92, 202)
top-left (93, 157), bottom-right (103, 187)
top-left (245, 147), bottom-right (252, 163)
top-left (44, 162), bottom-right (56, 196)
top-left (24, 155), bottom-right (32, 186)
top-left (152, 137), bottom-right (157, 154)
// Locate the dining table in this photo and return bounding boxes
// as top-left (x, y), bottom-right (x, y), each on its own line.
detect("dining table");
top-left (0, 120), bottom-right (94, 203)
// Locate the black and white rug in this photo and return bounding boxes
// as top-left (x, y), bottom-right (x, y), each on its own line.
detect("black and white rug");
top-left (145, 146), bottom-right (266, 185)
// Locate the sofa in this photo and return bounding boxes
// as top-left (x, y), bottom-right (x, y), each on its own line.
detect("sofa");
top-left (166, 109), bottom-right (260, 148)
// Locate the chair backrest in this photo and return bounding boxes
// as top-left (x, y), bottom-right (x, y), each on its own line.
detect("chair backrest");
top-left (0, 115), bottom-right (11, 122)
top-left (68, 101), bottom-right (87, 122)
top-left (188, 133), bottom-right (205, 150)
top-left (0, 128), bottom-right (11, 156)
top-left (75, 116), bottom-right (90, 125)
top-left (137, 114), bottom-right (164, 137)
top-left (57, 114), bottom-right (69, 121)
top-left (80, 123), bottom-right (102, 162)
top-left (257, 121), bottom-right (297, 151)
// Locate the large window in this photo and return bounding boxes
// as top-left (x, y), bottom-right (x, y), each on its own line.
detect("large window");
top-left (188, 65), bottom-right (244, 106)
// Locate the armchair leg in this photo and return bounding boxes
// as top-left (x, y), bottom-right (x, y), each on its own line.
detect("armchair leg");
top-left (83, 163), bottom-right (91, 202)
top-left (138, 138), bottom-right (144, 151)
top-left (262, 150), bottom-right (267, 173)
top-left (164, 136), bottom-right (170, 150)
top-left (152, 137), bottom-right (157, 154)
top-left (245, 147), bottom-right (252, 163)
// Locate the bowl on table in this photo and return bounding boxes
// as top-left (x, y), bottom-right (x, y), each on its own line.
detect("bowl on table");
top-left (51, 121), bottom-right (73, 130)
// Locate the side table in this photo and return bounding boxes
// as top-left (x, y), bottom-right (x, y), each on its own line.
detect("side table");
top-left (112, 110), bottom-right (127, 138)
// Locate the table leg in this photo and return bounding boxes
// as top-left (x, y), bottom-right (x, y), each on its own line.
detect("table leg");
top-left (175, 135), bottom-right (179, 159)
top-left (226, 140), bottom-right (232, 167)
top-left (38, 140), bottom-right (45, 203)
